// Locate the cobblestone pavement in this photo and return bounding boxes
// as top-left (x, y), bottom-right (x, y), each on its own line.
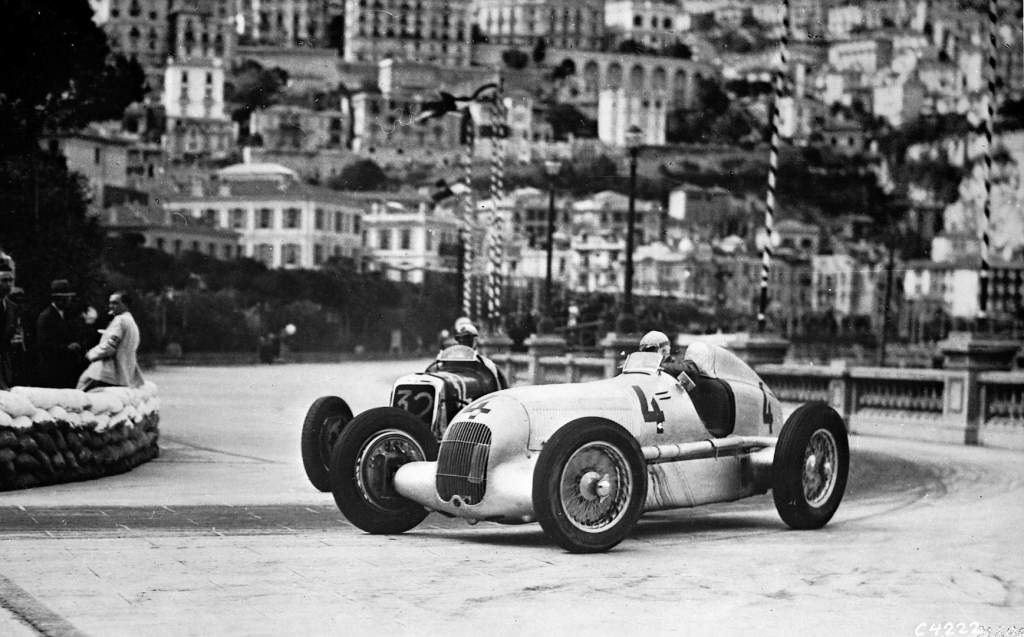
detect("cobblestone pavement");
top-left (1, 363), bottom-right (1022, 636)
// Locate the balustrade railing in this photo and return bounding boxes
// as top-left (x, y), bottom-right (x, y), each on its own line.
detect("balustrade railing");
top-left (756, 367), bottom-right (832, 404)
top-left (979, 372), bottom-right (1024, 428)
top-left (852, 375), bottom-right (945, 415)
top-left (484, 335), bottom-right (1023, 450)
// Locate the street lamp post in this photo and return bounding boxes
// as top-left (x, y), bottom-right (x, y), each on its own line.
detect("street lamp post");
top-left (623, 125), bottom-right (643, 320)
top-left (543, 158), bottom-right (562, 315)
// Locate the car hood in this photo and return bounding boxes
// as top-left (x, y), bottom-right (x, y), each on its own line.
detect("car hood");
top-left (498, 378), bottom-right (641, 451)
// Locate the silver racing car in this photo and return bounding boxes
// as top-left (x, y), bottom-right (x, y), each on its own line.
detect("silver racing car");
top-left (324, 341), bottom-right (849, 553)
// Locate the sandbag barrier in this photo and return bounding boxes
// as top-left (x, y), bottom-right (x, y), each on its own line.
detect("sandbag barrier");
top-left (0, 383), bottom-right (160, 491)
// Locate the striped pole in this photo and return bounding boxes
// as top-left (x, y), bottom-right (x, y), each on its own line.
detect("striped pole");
top-left (486, 82), bottom-right (506, 325)
top-left (979, 0), bottom-right (998, 321)
top-left (759, 0), bottom-right (790, 332)
top-left (460, 109), bottom-right (476, 321)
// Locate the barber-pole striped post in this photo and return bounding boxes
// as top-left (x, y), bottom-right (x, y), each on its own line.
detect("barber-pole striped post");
top-left (979, 0), bottom-right (998, 321)
top-left (486, 84), bottom-right (506, 325)
top-left (460, 109), bottom-right (476, 321)
top-left (759, 0), bottom-right (790, 332)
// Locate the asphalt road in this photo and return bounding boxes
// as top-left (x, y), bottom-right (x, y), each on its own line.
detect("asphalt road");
top-left (0, 362), bottom-right (1022, 637)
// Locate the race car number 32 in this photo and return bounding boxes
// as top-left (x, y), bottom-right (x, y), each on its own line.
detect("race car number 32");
top-left (632, 386), bottom-right (665, 433)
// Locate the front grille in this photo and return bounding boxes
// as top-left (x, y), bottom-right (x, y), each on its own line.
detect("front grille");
top-left (436, 421), bottom-right (492, 505)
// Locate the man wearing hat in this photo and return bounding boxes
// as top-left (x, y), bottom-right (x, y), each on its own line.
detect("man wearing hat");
top-left (35, 279), bottom-right (84, 388)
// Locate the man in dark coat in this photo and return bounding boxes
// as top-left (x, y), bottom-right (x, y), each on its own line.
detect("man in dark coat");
top-left (35, 279), bottom-right (83, 388)
top-left (0, 262), bottom-right (23, 389)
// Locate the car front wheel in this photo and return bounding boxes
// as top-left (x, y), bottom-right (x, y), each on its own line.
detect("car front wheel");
top-left (533, 419), bottom-right (647, 553)
top-left (772, 402), bottom-right (849, 529)
top-left (330, 407), bottom-right (438, 534)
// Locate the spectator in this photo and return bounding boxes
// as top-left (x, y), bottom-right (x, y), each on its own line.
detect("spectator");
top-left (77, 291), bottom-right (145, 391)
top-left (0, 263), bottom-right (24, 389)
top-left (258, 332), bottom-right (276, 364)
top-left (7, 285), bottom-right (33, 387)
top-left (35, 279), bottom-right (84, 388)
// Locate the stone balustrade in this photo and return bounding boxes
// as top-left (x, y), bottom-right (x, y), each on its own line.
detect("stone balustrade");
top-left (486, 331), bottom-right (1024, 451)
top-left (0, 383), bottom-right (161, 491)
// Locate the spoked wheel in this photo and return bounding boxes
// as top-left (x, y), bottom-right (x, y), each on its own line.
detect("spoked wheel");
top-left (533, 419), bottom-right (647, 553)
top-left (772, 402), bottom-right (849, 530)
top-left (330, 407), bottom-right (438, 534)
top-left (300, 396), bottom-right (354, 492)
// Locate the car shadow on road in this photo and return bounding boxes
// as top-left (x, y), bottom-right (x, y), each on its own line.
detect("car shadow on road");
top-left (410, 507), bottom-right (781, 549)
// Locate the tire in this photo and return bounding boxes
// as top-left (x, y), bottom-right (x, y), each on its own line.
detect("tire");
top-left (301, 396), bottom-right (354, 492)
top-left (533, 419), bottom-right (647, 553)
top-left (772, 402), bottom-right (850, 530)
top-left (330, 407), bottom-right (438, 534)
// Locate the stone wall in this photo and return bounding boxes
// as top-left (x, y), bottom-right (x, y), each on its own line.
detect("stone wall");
top-left (0, 383), bottom-right (160, 491)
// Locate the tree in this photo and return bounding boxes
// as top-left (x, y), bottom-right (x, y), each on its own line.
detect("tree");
top-left (327, 159), bottom-right (389, 191)
top-left (226, 61), bottom-right (289, 124)
top-left (546, 103), bottom-right (597, 140)
top-left (617, 40), bottom-right (656, 55)
top-left (662, 41), bottom-right (693, 59)
top-left (501, 49), bottom-right (529, 70)
top-left (551, 59), bottom-right (577, 81)
top-left (531, 37), bottom-right (547, 65)
top-left (0, 0), bottom-right (147, 155)
top-left (0, 154), bottom-right (106, 317)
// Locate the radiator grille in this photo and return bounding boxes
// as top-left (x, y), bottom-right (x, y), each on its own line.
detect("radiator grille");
top-left (436, 421), bottom-right (492, 504)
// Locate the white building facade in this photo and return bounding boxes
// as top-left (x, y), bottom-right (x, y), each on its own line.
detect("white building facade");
top-left (604, 0), bottom-right (690, 49)
top-left (162, 163), bottom-right (363, 269)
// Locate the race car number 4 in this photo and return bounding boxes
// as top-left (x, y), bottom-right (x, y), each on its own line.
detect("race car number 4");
top-left (631, 386), bottom-right (665, 433)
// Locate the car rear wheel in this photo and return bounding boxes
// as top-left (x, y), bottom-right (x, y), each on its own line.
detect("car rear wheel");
top-left (301, 396), bottom-right (354, 492)
top-left (330, 407), bottom-right (438, 534)
top-left (772, 402), bottom-right (849, 530)
top-left (533, 419), bottom-right (647, 553)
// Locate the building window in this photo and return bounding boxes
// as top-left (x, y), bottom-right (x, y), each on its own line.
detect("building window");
top-left (230, 208), bottom-right (246, 229)
top-left (191, 240), bottom-right (200, 252)
top-left (315, 208), bottom-right (325, 230)
top-left (173, 239), bottom-right (182, 255)
top-left (335, 211), bottom-right (344, 233)
top-left (256, 243), bottom-right (273, 266)
top-left (208, 242), bottom-right (216, 255)
top-left (283, 243), bottom-right (301, 265)
top-left (379, 229), bottom-right (391, 250)
top-left (203, 208), bottom-right (218, 226)
top-left (156, 237), bottom-right (166, 251)
top-left (399, 228), bottom-right (411, 250)
top-left (222, 244), bottom-right (233, 259)
top-left (314, 244), bottom-right (324, 264)
top-left (259, 208), bottom-right (273, 228)
top-left (353, 215), bottom-right (361, 234)
top-left (94, 148), bottom-right (101, 164)
top-left (284, 207), bottom-right (301, 228)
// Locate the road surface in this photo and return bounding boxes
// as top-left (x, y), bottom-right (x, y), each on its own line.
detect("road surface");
top-left (0, 362), bottom-right (1021, 636)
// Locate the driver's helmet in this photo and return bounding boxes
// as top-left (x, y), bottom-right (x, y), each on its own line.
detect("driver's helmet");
top-left (454, 321), bottom-right (479, 347)
top-left (639, 330), bottom-right (671, 358)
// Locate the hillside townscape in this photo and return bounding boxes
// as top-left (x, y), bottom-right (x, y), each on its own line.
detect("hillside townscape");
top-left (2, 0), bottom-right (1023, 360)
